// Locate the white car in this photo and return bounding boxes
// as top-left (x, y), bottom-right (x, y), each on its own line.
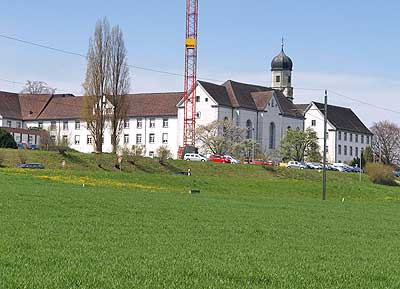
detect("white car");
top-left (287, 161), bottom-right (307, 169)
top-left (224, 155), bottom-right (241, 164)
top-left (306, 162), bottom-right (323, 170)
top-left (184, 153), bottom-right (209, 162)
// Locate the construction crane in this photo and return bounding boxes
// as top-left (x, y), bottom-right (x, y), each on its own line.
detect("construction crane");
top-left (178, 0), bottom-right (199, 158)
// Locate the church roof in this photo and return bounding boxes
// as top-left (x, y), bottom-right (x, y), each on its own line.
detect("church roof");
top-left (311, 102), bottom-right (373, 135)
top-left (198, 80), bottom-right (303, 119)
top-left (271, 49), bottom-right (293, 71)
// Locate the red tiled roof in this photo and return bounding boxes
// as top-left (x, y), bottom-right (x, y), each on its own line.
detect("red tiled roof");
top-left (125, 92), bottom-right (183, 117)
top-left (0, 91), bottom-right (21, 119)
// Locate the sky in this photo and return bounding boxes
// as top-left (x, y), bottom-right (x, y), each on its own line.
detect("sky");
top-left (1, 0), bottom-right (400, 126)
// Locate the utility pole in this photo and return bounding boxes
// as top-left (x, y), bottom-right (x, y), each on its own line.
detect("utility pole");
top-left (322, 90), bottom-right (328, 201)
top-left (359, 152), bottom-right (362, 182)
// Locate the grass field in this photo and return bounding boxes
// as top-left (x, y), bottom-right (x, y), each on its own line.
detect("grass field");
top-left (1, 149), bottom-right (400, 288)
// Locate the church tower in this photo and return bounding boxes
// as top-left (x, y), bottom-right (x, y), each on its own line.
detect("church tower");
top-left (271, 40), bottom-right (294, 101)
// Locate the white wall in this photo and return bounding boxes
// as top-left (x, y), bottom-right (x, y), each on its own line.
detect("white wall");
top-left (304, 103), bottom-right (372, 163)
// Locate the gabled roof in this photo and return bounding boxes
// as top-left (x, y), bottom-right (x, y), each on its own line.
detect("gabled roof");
top-left (125, 92), bottom-right (183, 117)
top-left (197, 80), bottom-right (303, 119)
top-left (311, 102), bottom-right (373, 135)
top-left (0, 91), bottom-right (21, 119)
top-left (198, 81), bottom-right (231, 106)
top-left (294, 103), bottom-right (309, 115)
top-left (19, 94), bottom-right (54, 120)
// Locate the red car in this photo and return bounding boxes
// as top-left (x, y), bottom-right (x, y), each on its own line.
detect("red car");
top-left (209, 154), bottom-right (231, 163)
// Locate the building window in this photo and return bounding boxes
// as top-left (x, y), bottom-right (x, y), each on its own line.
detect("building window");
top-left (246, 120), bottom-right (253, 139)
top-left (163, 118), bottom-right (169, 128)
top-left (338, 131), bottom-right (342, 141)
top-left (196, 96), bottom-right (200, 102)
top-left (149, 151), bottom-right (155, 158)
top-left (325, 146), bottom-right (329, 153)
top-left (276, 75), bottom-right (281, 83)
top-left (28, 135), bottom-right (33, 144)
top-left (15, 135), bottom-right (21, 143)
top-left (338, 145), bottom-right (342, 155)
top-left (366, 136), bottom-right (370, 144)
top-left (288, 75), bottom-right (291, 84)
top-left (75, 120), bottom-right (80, 130)
top-left (124, 120), bottom-right (130, 129)
top-left (62, 135), bottom-right (68, 143)
top-left (7, 120), bottom-right (12, 128)
top-left (137, 118), bottom-right (143, 129)
top-left (205, 98), bottom-right (209, 102)
top-left (124, 134), bottom-right (129, 144)
top-left (149, 118), bottom-right (155, 128)
top-left (269, 122), bottom-right (276, 149)
top-left (350, 146), bottom-right (353, 156)
top-left (87, 135), bottom-right (93, 145)
top-left (355, 147), bottom-right (359, 157)
top-left (311, 120), bottom-right (316, 126)
top-left (16, 122), bottom-right (22, 128)
top-left (350, 133), bottom-right (353, 142)
top-left (344, 145), bottom-right (347, 155)
top-left (196, 112), bottom-right (201, 119)
top-left (38, 122), bottom-right (43, 129)
top-left (50, 135), bottom-right (56, 143)
top-left (355, 134), bottom-right (358, 143)
top-left (361, 135), bottom-right (364, 144)
top-left (51, 121), bottom-right (57, 131)
top-left (136, 134), bottom-right (142, 144)
top-left (74, 135), bottom-right (80, 145)
top-left (344, 132), bottom-right (347, 141)
top-left (63, 120), bottom-right (68, 130)
top-left (149, 133), bottom-right (155, 144)
top-left (162, 133), bottom-right (168, 144)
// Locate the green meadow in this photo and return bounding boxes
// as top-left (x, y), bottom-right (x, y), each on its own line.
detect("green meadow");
top-left (0, 149), bottom-right (400, 288)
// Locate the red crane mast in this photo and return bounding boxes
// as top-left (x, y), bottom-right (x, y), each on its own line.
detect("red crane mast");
top-left (183, 0), bottom-right (199, 147)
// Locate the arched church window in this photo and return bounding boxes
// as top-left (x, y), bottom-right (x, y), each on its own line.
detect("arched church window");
top-left (246, 120), bottom-right (252, 139)
top-left (269, 122), bottom-right (276, 149)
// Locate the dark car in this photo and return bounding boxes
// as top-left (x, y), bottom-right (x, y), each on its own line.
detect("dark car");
top-left (394, 170), bottom-right (400, 177)
top-left (209, 155), bottom-right (231, 163)
top-left (17, 163), bottom-right (45, 169)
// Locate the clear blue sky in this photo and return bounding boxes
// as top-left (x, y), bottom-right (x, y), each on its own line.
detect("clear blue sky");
top-left (1, 0), bottom-right (399, 124)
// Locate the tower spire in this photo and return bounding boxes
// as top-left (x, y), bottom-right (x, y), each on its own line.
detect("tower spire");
top-left (281, 37), bottom-right (284, 52)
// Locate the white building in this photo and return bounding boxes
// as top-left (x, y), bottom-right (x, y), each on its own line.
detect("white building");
top-left (0, 45), bottom-right (372, 161)
top-left (299, 102), bottom-right (373, 163)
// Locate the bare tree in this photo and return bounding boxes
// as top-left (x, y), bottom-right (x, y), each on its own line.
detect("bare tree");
top-left (109, 25), bottom-right (130, 154)
top-left (371, 121), bottom-right (400, 165)
top-left (196, 119), bottom-right (246, 155)
top-left (21, 80), bottom-right (56, 94)
top-left (82, 18), bottom-right (111, 153)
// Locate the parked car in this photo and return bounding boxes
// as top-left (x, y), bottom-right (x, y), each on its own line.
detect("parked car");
top-left (332, 163), bottom-right (354, 172)
top-left (183, 153), bottom-right (209, 162)
top-left (17, 163), bottom-right (44, 169)
top-left (223, 155), bottom-right (241, 164)
top-left (394, 170), bottom-right (400, 177)
top-left (287, 161), bottom-right (307, 169)
top-left (306, 162), bottom-right (323, 170)
top-left (17, 143), bottom-right (37, 150)
top-left (209, 154), bottom-right (231, 163)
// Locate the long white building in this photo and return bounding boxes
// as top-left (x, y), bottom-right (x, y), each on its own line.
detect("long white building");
top-left (0, 46), bottom-right (372, 162)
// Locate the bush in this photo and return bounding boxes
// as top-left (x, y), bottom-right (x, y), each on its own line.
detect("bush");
top-left (156, 146), bottom-right (172, 165)
top-left (0, 129), bottom-right (17, 149)
top-left (365, 162), bottom-right (396, 186)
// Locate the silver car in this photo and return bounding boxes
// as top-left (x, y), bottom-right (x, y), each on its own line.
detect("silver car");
top-left (184, 153), bottom-right (209, 162)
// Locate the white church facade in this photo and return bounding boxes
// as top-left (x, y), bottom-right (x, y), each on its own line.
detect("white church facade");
top-left (0, 46), bottom-right (372, 162)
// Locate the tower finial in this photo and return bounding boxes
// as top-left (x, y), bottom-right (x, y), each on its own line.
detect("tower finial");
top-left (281, 37), bottom-right (284, 51)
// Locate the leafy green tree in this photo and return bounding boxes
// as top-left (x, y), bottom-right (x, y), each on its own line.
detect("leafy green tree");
top-left (0, 129), bottom-right (17, 149)
top-left (280, 128), bottom-right (320, 162)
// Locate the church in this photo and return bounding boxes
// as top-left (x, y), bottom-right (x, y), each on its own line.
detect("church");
top-left (0, 46), bottom-right (372, 162)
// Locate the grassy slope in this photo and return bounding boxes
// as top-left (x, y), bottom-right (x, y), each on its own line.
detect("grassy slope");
top-left (1, 149), bottom-right (400, 288)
